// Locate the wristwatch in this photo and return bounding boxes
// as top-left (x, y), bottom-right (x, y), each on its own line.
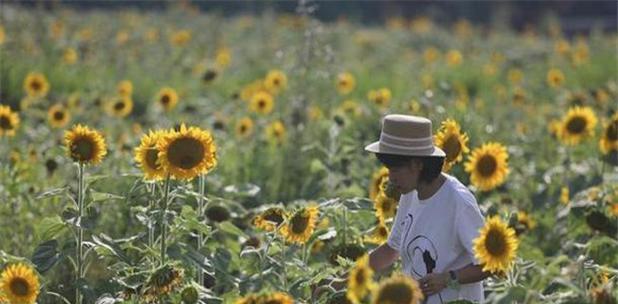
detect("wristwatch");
top-left (447, 270), bottom-right (461, 290)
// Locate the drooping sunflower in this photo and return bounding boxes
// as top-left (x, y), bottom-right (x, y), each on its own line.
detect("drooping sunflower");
top-left (347, 254), bottom-right (375, 304)
top-left (279, 205), bottom-right (319, 244)
top-left (364, 221), bottom-right (389, 245)
top-left (473, 216), bottom-right (519, 273)
top-left (264, 69), bottom-right (287, 94)
top-left (371, 274), bottom-right (423, 304)
top-left (434, 118), bottom-right (470, 172)
top-left (599, 113), bottom-right (618, 154)
top-left (156, 87), bottom-right (179, 111)
top-left (369, 167), bottom-right (389, 201)
top-left (464, 142), bottom-right (510, 192)
top-left (336, 72), bottom-right (356, 95)
top-left (47, 104), bottom-right (71, 128)
top-left (252, 207), bottom-right (286, 232)
top-left (107, 96), bottom-right (133, 118)
top-left (235, 117), bottom-right (254, 139)
top-left (64, 124), bottom-right (107, 165)
top-left (546, 68), bottom-right (565, 88)
top-left (0, 105), bottom-right (20, 137)
top-left (0, 263), bottom-right (40, 304)
top-left (157, 124), bottom-right (217, 180)
top-left (249, 91), bottom-right (274, 115)
top-left (23, 72), bottom-right (50, 98)
top-left (142, 264), bottom-right (184, 302)
top-left (556, 106), bottom-right (598, 146)
top-left (367, 88), bottom-right (391, 108)
top-left (116, 80), bottom-right (133, 97)
top-left (265, 120), bottom-right (286, 144)
top-left (135, 130), bottom-right (167, 181)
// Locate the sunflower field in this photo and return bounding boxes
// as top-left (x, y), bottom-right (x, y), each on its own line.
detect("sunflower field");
top-left (0, 2), bottom-right (617, 304)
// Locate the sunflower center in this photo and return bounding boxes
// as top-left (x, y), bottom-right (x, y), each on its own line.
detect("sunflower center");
top-left (145, 146), bottom-right (160, 170)
top-left (477, 155), bottom-right (497, 177)
top-left (258, 100), bottom-right (266, 109)
top-left (161, 95), bottom-right (170, 105)
top-left (263, 211), bottom-right (284, 225)
top-left (606, 121), bottom-right (618, 141)
top-left (30, 80), bottom-right (42, 91)
top-left (167, 137), bottom-right (205, 169)
top-left (0, 115), bottom-right (12, 129)
top-left (240, 125), bottom-right (247, 133)
top-left (114, 101), bottom-right (126, 111)
top-left (378, 226), bottom-right (388, 237)
top-left (71, 138), bottom-right (95, 161)
top-left (376, 282), bottom-right (413, 303)
top-left (443, 135), bottom-right (462, 162)
top-left (290, 213), bottom-right (309, 234)
top-left (566, 116), bottom-right (587, 134)
top-left (54, 111), bottom-right (65, 120)
top-left (339, 79), bottom-right (348, 87)
top-left (485, 229), bottom-right (507, 256)
top-left (273, 78), bottom-right (280, 85)
top-left (10, 278), bottom-right (30, 296)
top-left (355, 269), bottom-right (366, 284)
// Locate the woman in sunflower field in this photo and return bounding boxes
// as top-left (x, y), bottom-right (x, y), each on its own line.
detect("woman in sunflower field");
top-left (364, 114), bottom-right (490, 304)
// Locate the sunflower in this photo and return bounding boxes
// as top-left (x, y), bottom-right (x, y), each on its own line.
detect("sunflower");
top-left (364, 222), bottom-right (389, 245)
top-left (516, 211), bottom-right (536, 230)
top-left (556, 106), bottom-right (598, 146)
top-left (339, 100), bottom-right (362, 117)
top-left (0, 25), bottom-right (4, 44)
top-left (265, 120), bottom-right (286, 144)
top-left (546, 68), bottom-right (565, 88)
top-left (157, 124), bottom-right (217, 181)
top-left (205, 204), bottom-right (231, 222)
top-left (47, 104), bottom-right (70, 128)
top-left (554, 39), bottom-right (570, 55)
top-left (371, 274), bottom-right (423, 304)
top-left (252, 207), bottom-right (286, 232)
top-left (135, 130), bottom-right (167, 181)
top-left (279, 205), bottom-right (319, 244)
top-left (374, 194), bottom-right (398, 221)
top-left (143, 264), bottom-right (184, 301)
top-left (23, 72), bottom-right (50, 98)
top-left (0, 105), bottom-right (20, 137)
top-left (307, 105), bottom-right (324, 121)
top-left (235, 117), bottom-right (254, 138)
top-left (107, 96), bottom-right (133, 118)
top-left (0, 263), bottom-right (40, 304)
top-left (599, 113), bottom-right (618, 154)
top-left (336, 72), bottom-right (356, 95)
top-left (261, 292), bottom-right (295, 304)
top-left (264, 69), bottom-right (287, 94)
top-left (156, 87), bottom-right (179, 111)
top-left (368, 88), bottom-right (391, 108)
top-left (423, 47), bottom-right (440, 64)
top-left (446, 49), bottom-right (463, 66)
top-left (369, 167), bottom-right (389, 201)
top-left (63, 47), bottom-right (78, 65)
top-left (473, 216), bottom-right (519, 273)
top-left (434, 119), bottom-right (470, 172)
top-left (241, 79), bottom-right (267, 102)
top-left (170, 29), bottom-right (192, 46)
top-left (507, 68), bottom-right (523, 84)
top-left (560, 186), bottom-right (570, 205)
top-left (215, 47), bottom-right (231, 69)
top-left (250, 91), bottom-right (274, 115)
top-left (117, 80), bottom-right (133, 97)
top-left (464, 142), bottom-right (510, 192)
top-left (64, 124), bottom-right (107, 165)
top-left (347, 254), bottom-right (375, 304)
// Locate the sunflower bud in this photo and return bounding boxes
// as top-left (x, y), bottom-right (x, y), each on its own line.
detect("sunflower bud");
top-left (181, 285), bottom-right (199, 304)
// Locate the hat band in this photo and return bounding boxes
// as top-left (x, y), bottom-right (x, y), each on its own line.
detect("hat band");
top-left (379, 140), bottom-right (434, 151)
top-left (380, 132), bottom-right (432, 143)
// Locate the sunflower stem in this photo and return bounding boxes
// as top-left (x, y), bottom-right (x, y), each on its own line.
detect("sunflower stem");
top-left (342, 207), bottom-right (348, 246)
top-left (75, 163), bottom-right (84, 304)
top-left (197, 174), bottom-right (205, 286)
top-left (160, 174), bottom-right (171, 265)
top-left (148, 182), bottom-right (156, 253)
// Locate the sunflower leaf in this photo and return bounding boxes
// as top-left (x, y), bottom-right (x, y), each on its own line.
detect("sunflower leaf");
top-left (36, 215), bottom-right (68, 241)
top-left (32, 239), bottom-right (62, 273)
top-left (91, 234), bottom-right (132, 265)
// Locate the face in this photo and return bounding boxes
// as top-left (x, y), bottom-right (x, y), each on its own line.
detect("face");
top-left (387, 160), bottom-right (422, 194)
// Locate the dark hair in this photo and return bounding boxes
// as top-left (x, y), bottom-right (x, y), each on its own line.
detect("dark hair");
top-left (375, 153), bottom-right (444, 183)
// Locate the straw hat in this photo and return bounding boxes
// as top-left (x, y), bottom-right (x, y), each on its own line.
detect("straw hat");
top-left (365, 114), bottom-right (445, 157)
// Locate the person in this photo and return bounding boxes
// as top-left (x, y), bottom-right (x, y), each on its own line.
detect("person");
top-left (364, 114), bottom-right (490, 304)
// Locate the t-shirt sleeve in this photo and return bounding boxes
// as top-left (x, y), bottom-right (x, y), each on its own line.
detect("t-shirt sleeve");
top-left (455, 193), bottom-right (485, 265)
top-left (386, 198), bottom-right (407, 251)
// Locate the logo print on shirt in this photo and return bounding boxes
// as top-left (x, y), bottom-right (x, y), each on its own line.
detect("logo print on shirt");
top-left (405, 235), bottom-right (438, 278)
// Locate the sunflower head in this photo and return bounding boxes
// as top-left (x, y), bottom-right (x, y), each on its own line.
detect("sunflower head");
top-left (336, 72), bottom-right (356, 95)
top-left (464, 142), bottom-right (510, 192)
top-left (143, 264), bottom-right (184, 300)
top-left (339, 100), bottom-right (362, 117)
top-left (557, 106), bottom-right (598, 146)
top-left (47, 103), bottom-right (71, 128)
top-left (446, 49), bottom-right (463, 66)
top-left (107, 96), bottom-right (133, 118)
top-left (264, 70), bottom-right (287, 94)
top-left (252, 207), bottom-right (286, 232)
top-left (367, 88), bottom-right (391, 108)
top-left (347, 254), bottom-right (375, 303)
top-left (23, 72), bottom-right (50, 98)
top-left (434, 118), bottom-right (469, 171)
top-left (371, 274), bottom-right (423, 304)
top-left (157, 87), bottom-right (179, 111)
top-left (170, 29), bottom-right (192, 46)
top-left (157, 124), bottom-right (217, 180)
top-left (116, 80), bottom-right (133, 97)
top-left (364, 222), bottom-right (390, 245)
top-left (205, 204), bottom-right (231, 222)
top-left (0, 105), bottom-right (20, 137)
top-left (249, 91), bottom-right (274, 115)
top-left (599, 113), bottom-right (618, 154)
top-left (235, 117), bottom-right (254, 139)
top-left (0, 263), bottom-right (40, 304)
top-left (265, 120), bottom-right (286, 145)
top-left (473, 216), bottom-right (519, 273)
top-left (261, 291), bottom-right (294, 304)
top-left (135, 130), bottom-right (167, 181)
top-left (280, 205), bottom-right (319, 244)
top-left (64, 124), bottom-right (107, 165)
top-left (374, 194), bottom-right (398, 221)
top-left (547, 68), bottom-right (565, 88)
top-left (215, 47), bottom-right (231, 69)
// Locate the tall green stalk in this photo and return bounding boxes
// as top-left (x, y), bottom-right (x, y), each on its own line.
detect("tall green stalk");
top-left (148, 183), bottom-right (156, 251)
top-left (75, 163), bottom-right (84, 304)
top-left (160, 174), bottom-right (171, 265)
top-left (197, 174), bottom-right (205, 285)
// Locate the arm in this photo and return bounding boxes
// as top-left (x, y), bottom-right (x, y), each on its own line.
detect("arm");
top-left (419, 263), bottom-right (491, 296)
top-left (369, 242), bottom-right (399, 272)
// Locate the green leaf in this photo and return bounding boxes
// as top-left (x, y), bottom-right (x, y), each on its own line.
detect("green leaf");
top-left (218, 221), bottom-right (247, 238)
top-left (91, 234), bottom-right (131, 264)
top-left (90, 191), bottom-right (124, 203)
top-left (32, 240), bottom-right (62, 273)
top-left (36, 216), bottom-right (68, 241)
top-left (36, 187), bottom-right (68, 199)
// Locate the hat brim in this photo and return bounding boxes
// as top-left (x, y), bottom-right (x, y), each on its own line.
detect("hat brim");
top-left (364, 141), bottom-right (446, 157)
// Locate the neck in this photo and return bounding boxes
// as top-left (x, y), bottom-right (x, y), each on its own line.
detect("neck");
top-left (417, 173), bottom-right (446, 200)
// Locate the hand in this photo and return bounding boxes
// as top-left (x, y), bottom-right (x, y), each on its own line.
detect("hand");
top-left (418, 272), bottom-right (448, 297)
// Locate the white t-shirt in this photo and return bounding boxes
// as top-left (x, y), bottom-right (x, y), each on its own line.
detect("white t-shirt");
top-left (387, 174), bottom-right (485, 304)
